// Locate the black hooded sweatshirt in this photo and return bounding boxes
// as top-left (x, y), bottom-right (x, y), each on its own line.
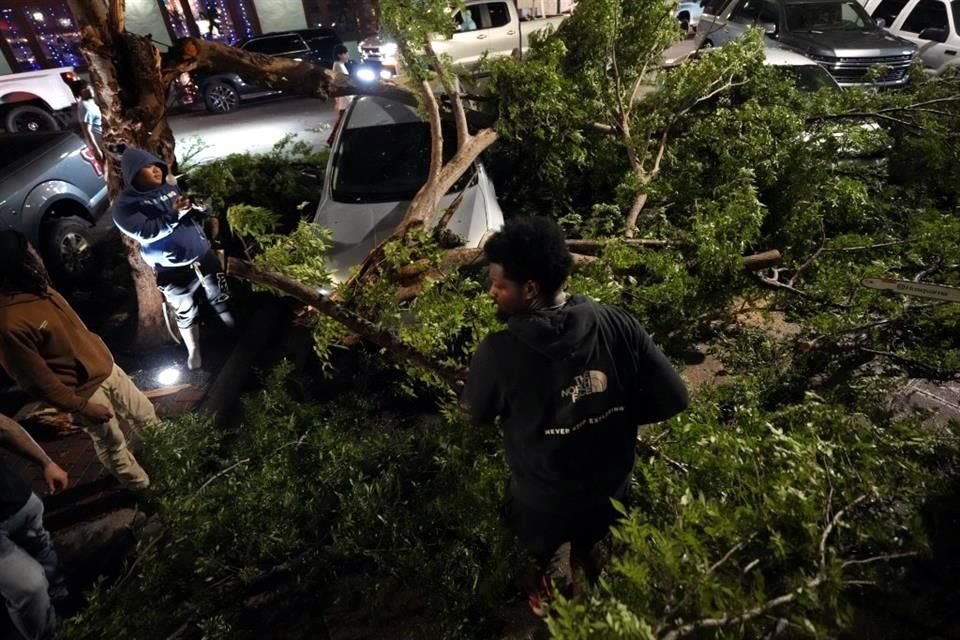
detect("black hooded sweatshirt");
top-left (463, 296), bottom-right (688, 512)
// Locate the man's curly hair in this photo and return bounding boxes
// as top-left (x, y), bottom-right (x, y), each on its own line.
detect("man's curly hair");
top-left (483, 216), bottom-right (573, 296)
top-left (0, 230), bottom-right (51, 296)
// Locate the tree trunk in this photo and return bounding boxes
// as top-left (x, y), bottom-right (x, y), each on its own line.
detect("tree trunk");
top-left (69, 0), bottom-right (175, 348)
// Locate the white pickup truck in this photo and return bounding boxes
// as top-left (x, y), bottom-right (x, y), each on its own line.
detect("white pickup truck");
top-left (0, 67), bottom-right (79, 133)
top-left (358, 0), bottom-right (572, 72)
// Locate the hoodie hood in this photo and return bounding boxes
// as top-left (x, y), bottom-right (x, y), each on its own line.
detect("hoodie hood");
top-left (121, 147), bottom-right (168, 191)
top-left (507, 295), bottom-right (599, 363)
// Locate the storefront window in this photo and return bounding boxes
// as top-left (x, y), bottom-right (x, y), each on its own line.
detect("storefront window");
top-left (0, 8), bottom-right (40, 71)
top-left (25, 2), bottom-right (84, 69)
top-left (157, 0), bottom-right (259, 44)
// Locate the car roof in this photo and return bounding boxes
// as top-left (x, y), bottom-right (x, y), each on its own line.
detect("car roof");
top-left (345, 95), bottom-right (423, 129)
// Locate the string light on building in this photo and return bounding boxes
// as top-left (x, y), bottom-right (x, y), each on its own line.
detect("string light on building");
top-left (0, 8), bottom-right (40, 71)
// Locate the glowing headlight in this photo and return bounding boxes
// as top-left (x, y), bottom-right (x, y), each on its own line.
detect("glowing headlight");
top-left (355, 67), bottom-right (377, 82)
top-left (156, 366), bottom-right (181, 386)
top-left (380, 43), bottom-right (398, 58)
top-left (379, 69), bottom-right (393, 80)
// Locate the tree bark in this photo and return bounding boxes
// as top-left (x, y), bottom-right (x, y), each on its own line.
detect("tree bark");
top-left (68, 0), bottom-right (174, 348)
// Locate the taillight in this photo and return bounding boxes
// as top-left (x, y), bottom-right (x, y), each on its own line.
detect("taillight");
top-left (60, 71), bottom-right (76, 83)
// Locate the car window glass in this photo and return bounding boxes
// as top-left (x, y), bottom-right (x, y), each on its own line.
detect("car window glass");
top-left (332, 122), bottom-right (472, 203)
top-left (902, 0), bottom-right (948, 31)
top-left (454, 6), bottom-right (483, 30)
top-left (487, 3), bottom-right (511, 27)
top-left (785, 1), bottom-right (871, 30)
top-left (759, 0), bottom-right (780, 22)
top-left (871, 0), bottom-right (909, 24)
top-left (242, 35), bottom-right (305, 55)
top-left (731, 0), bottom-right (762, 21)
top-left (705, 0), bottom-right (731, 14)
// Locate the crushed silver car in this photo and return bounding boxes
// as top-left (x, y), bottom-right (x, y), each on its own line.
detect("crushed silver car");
top-left (313, 95), bottom-right (505, 283)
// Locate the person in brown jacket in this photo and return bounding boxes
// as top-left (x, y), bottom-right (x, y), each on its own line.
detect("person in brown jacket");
top-left (0, 230), bottom-right (155, 492)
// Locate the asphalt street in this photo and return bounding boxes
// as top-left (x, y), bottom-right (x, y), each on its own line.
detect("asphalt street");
top-left (168, 95), bottom-right (338, 165)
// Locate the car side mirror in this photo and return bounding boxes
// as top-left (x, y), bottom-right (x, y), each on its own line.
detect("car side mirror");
top-left (873, 17), bottom-right (886, 28)
top-left (918, 26), bottom-right (949, 42)
top-left (760, 21), bottom-right (778, 36)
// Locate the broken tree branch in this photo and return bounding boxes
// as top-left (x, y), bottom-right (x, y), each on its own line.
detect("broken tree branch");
top-left (227, 258), bottom-right (468, 389)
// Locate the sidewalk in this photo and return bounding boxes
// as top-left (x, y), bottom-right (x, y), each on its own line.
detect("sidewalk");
top-left (4, 381), bottom-right (207, 530)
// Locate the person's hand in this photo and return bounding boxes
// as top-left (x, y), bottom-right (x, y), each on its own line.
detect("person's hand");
top-left (80, 402), bottom-right (113, 424)
top-left (175, 196), bottom-right (193, 212)
top-left (43, 462), bottom-right (69, 495)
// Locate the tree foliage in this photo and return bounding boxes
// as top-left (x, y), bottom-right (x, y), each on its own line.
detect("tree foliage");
top-left (61, 0), bottom-right (960, 635)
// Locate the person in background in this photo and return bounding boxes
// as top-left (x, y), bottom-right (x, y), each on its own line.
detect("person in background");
top-left (0, 230), bottom-right (156, 494)
top-left (458, 9), bottom-right (478, 30)
top-left (74, 81), bottom-right (103, 167)
top-left (112, 146), bottom-right (235, 370)
top-left (327, 44), bottom-right (351, 147)
top-left (0, 413), bottom-right (69, 640)
top-left (462, 216), bottom-right (689, 616)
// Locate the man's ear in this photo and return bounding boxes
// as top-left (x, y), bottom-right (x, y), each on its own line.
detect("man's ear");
top-left (523, 280), bottom-right (539, 302)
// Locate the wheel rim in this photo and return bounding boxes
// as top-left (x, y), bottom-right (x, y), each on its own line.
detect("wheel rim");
top-left (13, 112), bottom-right (50, 132)
top-left (208, 85), bottom-right (239, 112)
top-left (59, 232), bottom-right (91, 274)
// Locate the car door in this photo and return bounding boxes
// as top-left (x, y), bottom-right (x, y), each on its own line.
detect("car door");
top-left (891, 0), bottom-right (958, 67)
top-left (436, 2), bottom-right (517, 67)
top-left (695, 0), bottom-right (738, 45)
top-left (717, 0), bottom-right (762, 45)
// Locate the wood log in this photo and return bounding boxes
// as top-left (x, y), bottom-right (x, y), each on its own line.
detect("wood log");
top-left (742, 250), bottom-right (783, 272)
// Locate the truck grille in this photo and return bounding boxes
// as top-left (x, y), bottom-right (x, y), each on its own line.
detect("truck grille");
top-left (810, 54), bottom-right (913, 86)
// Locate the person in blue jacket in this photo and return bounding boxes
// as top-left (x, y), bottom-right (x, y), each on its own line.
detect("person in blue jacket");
top-left (112, 147), bottom-right (234, 370)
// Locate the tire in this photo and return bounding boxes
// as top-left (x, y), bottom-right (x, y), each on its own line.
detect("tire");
top-left (678, 12), bottom-right (690, 32)
top-left (5, 105), bottom-right (61, 133)
top-left (204, 81), bottom-right (240, 113)
top-left (43, 216), bottom-right (95, 285)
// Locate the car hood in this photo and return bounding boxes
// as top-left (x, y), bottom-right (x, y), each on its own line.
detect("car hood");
top-left (781, 30), bottom-right (916, 58)
top-left (314, 177), bottom-right (498, 282)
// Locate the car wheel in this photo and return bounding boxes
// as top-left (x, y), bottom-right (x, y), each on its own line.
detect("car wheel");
top-left (678, 12), bottom-right (690, 32)
top-left (43, 216), bottom-right (95, 284)
top-left (204, 81), bottom-right (240, 113)
top-left (5, 105), bottom-right (61, 133)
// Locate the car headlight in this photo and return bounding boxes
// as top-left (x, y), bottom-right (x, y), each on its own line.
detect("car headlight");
top-left (380, 43), bottom-right (398, 58)
top-left (379, 69), bottom-right (393, 80)
top-left (356, 67), bottom-right (377, 82)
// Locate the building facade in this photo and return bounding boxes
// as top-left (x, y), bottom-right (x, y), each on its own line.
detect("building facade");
top-left (0, 0), bottom-right (375, 75)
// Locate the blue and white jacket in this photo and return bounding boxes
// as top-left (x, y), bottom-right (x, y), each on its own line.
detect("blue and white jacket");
top-left (112, 148), bottom-right (210, 269)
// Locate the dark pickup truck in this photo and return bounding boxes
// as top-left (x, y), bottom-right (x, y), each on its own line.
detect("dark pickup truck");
top-left (695, 0), bottom-right (918, 87)
top-left (0, 131), bottom-right (108, 283)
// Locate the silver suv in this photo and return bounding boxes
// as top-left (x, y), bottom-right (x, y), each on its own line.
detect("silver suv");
top-left (696, 0), bottom-right (919, 86)
top-left (0, 131), bottom-right (108, 282)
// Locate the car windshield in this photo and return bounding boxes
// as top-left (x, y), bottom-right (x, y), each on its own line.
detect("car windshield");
top-left (775, 64), bottom-right (838, 90)
top-left (785, 0), bottom-right (873, 30)
top-left (332, 121), bottom-right (473, 203)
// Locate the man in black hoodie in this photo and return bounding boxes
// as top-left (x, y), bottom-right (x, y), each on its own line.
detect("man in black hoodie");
top-left (462, 217), bottom-right (688, 613)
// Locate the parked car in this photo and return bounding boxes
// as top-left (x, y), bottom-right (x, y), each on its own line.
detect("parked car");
top-left (313, 95), bottom-right (505, 282)
top-left (0, 132), bottom-right (108, 282)
top-left (359, 0), bottom-right (570, 74)
top-left (695, 0), bottom-right (919, 86)
top-left (0, 67), bottom-right (79, 133)
top-left (196, 28), bottom-right (343, 113)
top-left (678, 0), bottom-right (711, 32)
top-left (860, 0), bottom-right (960, 74)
